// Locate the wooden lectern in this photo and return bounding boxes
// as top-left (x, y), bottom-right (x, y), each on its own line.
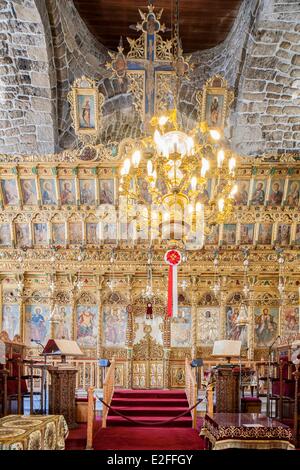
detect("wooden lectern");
top-left (42, 339), bottom-right (83, 429)
top-left (212, 340), bottom-right (242, 413)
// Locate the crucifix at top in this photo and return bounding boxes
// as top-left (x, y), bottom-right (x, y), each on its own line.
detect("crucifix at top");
top-left (107, 2), bottom-right (188, 132)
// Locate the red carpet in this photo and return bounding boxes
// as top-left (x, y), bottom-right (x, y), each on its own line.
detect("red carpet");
top-left (65, 389), bottom-right (205, 450)
top-left (107, 389), bottom-right (192, 427)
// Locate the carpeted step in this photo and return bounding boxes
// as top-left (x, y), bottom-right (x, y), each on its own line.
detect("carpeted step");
top-left (113, 389), bottom-right (186, 399)
top-left (109, 406), bottom-right (188, 417)
top-left (111, 398), bottom-right (189, 408)
top-left (106, 415), bottom-right (192, 428)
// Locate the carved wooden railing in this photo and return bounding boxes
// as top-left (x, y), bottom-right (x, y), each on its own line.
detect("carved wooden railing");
top-left (102, 356), bottom-right (116, 428)
top-left (185, 357), bottom-right (198, 429)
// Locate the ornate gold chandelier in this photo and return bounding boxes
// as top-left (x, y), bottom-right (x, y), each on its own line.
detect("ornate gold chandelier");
top-left (119, 110), bottom-right (238, 244)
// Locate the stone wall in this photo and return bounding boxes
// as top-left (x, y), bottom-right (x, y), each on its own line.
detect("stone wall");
top-left (0, 0), bottom-right (300, 156)
top-left (0, 0), bottom-right (57, 154)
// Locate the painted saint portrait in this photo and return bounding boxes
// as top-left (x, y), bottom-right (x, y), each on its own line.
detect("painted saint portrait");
top-left (197, 307), bottom-right (220, 345)
top-left (86, 223), bottom-right (98, 244)
top-left (15, 223), bottom-right (30, 247)
top-left (240, 224), bottom-right (254, 245)
top-left (205, 225), bottom-right (219, 245)
top-left (99, 179), bottom-right (114, 205)
top-left (205, 94), bottom-right (224, 128)
top-left (59, 179), bottom-right (76, 205)
top-left (235, 180), bottom-right (250, 205)
top-left (269, 179), bottom-right (284, 206)
top-left (79, 179), bottom-right (96, 205)
top-left (257, 223), bottom-right (273, 245)
top-left (0, 224), bottom-right (11, 246)
top-left (226, 306), bottom-right (248, 348)
top-left (76, 305), bottom-right (98, 348)
top-left (69, 222), bottom-right (82, 244)
top-left (25, 305), bottom-right (50, 346)
top-left (0, 179), bottom-right (19, 206)
top-left (102, 222), bottom-right (117, 242)
top-left (277, 224), bottom-right (291, 246)
top-left (295, 224), bottom-right (300, 245)
top-left (171, 307), bottom-right (191, 347)
top-left (137, 178), bottom-right (152, 205)
top-left (103, 307), bottom-right (128, 348)
top-left (33, 223), bottom-right (48, 246)
top-left (286, 180), bottom-right (300, 207)
top-left (54, 306), bottom-right (72, 340)
top-left (254, 307), bottom-right (278, 348)
top-left (52, 223), bottom-right (66, 245)
top-left (20, 179), bottom-right (37, 205)
top-left (40, 179), bottom-right (57, 205)
top-left (223, 224), bottom-right (236, 245)
top-left (77, 94), bottom-right (96, 129)
top-left (281, 307), bottom-right (299, 338)
top-left (251, 180), bottom-right (266, 205)
top-left (2, 304), bottom-right (20, 340)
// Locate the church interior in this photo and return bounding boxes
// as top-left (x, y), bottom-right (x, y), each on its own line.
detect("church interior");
top-left (0, 0), bottom-right (300, 453)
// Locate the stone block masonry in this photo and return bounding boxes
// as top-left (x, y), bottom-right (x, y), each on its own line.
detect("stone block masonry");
top-left (0, 0), bottom-right (299, 156)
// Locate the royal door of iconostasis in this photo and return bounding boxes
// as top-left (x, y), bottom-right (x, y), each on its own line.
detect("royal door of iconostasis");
top-left (130, 296), bottom-right (165, 389)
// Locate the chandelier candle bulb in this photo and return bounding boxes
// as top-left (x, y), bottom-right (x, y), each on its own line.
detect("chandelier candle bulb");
top-left (132, 150), bottom-right (141, 167)
top-left (217, 149), bottom-right (225, 168)
top-left (201, 158), bottom-right (210, 177)
top-left (210, 129), bottom-right (221, 141)
top-left (191, 176), bottom-right (197, 191)
top-left (123, 158), bottom-right (131, 174)
top-left (147, 160), bottom-right (153, 176)
top-left (229, 157), bottom-right (236, 174)
top-left (218, 198), bottom-right (225, 212)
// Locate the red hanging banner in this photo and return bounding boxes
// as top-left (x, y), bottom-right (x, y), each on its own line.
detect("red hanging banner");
top-left (165, 249), bottom-right (181, 317)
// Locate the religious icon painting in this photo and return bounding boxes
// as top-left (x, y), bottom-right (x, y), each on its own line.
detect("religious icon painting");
top-left (276, 224), bottom-right (291, 246)
top-left (59, 179), bottom-right (76, 205)
top-left (240, 224), bottom-right (255, 245)
top-left (197, 307), bottom-right (220, 345)
top-left (20, 179), bottom-right (38, 206)
top-left (40, 179), bottom-right (57, 206)
top-left (25, 304), bottom-right (50, 346)
top-left (68, 76), bottom-right (104, 144)
top-left (69, 222), bottom-right (83, 245)
top-left (226, 306), bottom-right (248, 349)
top-left (0, 179), bottom-right (19, 206)
top-left (79, 179), bottom-right (96, 205)
top-left (33, 223), bottom-right (48, 246)
top-left (0, 224), bottom-right (12, 246)
top-left (268, 179), bottom-right (285, 206)
top-left (198, 75), bottom-right (234, 130)
top-left (1, 304), bottom-right (20, 340)
top-left (294, 223), bottom-right (300, 244)
top-left (234, 180), bottom-right (250, 206)
top-left (52, 223), bottom-right (66, 246)
top-left (171, 307), bottom-right (191, 348)
top-left (222, 224), bottom-right (237, 245)
top-left (76, 305), bottom-right (98, 348)
top-left (103, 307), bottom-right (128, 348)
top-left (281, 306), bottom-right (299, 338)
top-left (15, 223), bottom-right (30, 248)
top-left (86, 222), bottom-right (98, 244)
top-left (285, 180), bottom-right (300, 207)
top-left (257, 223), bottom-right (273, 245)
top-left (205, 225), bottom-right (219, 245)
top-left (254, 307), bottom-right (279, 348)
top-left (99, 178), bottom-right (115, 205)
top-left (250, 179), bottom-right (267, 206)
top-left (53, 305), bottom-right (72, 340)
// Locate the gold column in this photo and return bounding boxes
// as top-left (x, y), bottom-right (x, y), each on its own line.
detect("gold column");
top-left (96, 275), bottom-right (104, 362)
top-left (220, 289), bottom-right (227, 339)
top-left (126, 276), bottom-right (133, 389)
top-left (248, 291), bottom-right (255, 361)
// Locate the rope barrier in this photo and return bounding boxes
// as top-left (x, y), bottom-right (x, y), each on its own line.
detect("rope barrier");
top-left (96, 395), bottom-right (202, 427)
